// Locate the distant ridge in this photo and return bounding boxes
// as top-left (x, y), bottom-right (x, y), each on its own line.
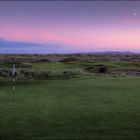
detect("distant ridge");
top-left (73, 51), bottom-right (140, 55)
top-left (0, 51), bottom-right (140, 55)
top-left (0, 38), bottom-right (140, 54)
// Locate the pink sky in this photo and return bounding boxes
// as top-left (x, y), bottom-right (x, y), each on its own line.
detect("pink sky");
top-left (1, 23), bottom-right (140, 51)
top-left (0, 1), bottom-right (140, 53)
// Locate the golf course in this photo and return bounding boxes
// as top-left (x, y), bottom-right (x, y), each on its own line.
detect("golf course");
top-left (0, 76), bottom-right (140, 140)
top-left (0, 54), bottom-right (140, 140)
top-left (1, 1), bottom-right (140, 139)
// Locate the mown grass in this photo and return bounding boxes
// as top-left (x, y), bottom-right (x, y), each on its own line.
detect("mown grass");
top-left (0, 76), bottom-right (140, 140)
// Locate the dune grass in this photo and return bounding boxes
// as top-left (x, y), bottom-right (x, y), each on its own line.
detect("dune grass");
top-left (0, 76), bottom-right (140, 140)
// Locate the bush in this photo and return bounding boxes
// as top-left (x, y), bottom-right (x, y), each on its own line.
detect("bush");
top-left (0, 69), bottom-right (11, 77)
top-left (38, 71), bottom-right (54, 79)
top-left (84, 66), bottom-right (96, 73)
top-left (85, 65), bottom-right (108, 74)
top-left (98, 66), bottom-right (108, 73)
top-left (19, 69), bottom-right (54, 80)
top-left (60, 57), bottom-right (80, 63)
top-left (60, 70), bottom-right (80, 79)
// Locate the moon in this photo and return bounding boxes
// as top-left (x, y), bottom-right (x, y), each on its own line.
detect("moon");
top-left (133, 13), bottom-right (137, 16)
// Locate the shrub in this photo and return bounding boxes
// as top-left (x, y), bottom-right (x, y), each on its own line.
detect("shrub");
top-left (19, 69), bottom-right (54, 80)
top-left (61, 70), bottom-right (80, 79)
top-left (98, 66), bottom-right (108, 73)
top-left (85, 65), bottom-right (109, 74)
top-left (60, 57), bottom-right (80, 63)
top-left (38, 71), bottom-right (54, 79)
top-left (0, 69), bottom-right (11, 77)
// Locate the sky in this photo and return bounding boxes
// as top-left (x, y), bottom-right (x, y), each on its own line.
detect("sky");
top-left (0, 1), bottom-right (140, 54)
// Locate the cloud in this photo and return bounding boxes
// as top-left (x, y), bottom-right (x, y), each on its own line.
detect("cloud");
top-left (0, 38), bottom-right (63, 54)
top-left (0, 38), bottom-right (47, 48)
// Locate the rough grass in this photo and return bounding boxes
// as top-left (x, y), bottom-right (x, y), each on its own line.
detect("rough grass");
top-left (0, 76), bottom-right (140, 140)
top-left (0, 55), bottom-right (140, 79)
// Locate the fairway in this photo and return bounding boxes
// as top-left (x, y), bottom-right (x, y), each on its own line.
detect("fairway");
top-left (0, 76), bottom-right (140, 140)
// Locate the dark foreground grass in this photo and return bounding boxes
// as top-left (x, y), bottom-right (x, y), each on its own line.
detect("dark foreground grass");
top-left (0, 76), bottom-right (140, 140)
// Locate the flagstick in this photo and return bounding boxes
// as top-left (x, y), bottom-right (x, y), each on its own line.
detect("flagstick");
top-left (11, 64), bottom-right (16, 100)
top-left (12, 76), bottom-right (16, 100)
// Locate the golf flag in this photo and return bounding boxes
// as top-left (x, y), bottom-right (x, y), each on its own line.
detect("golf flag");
top-left (12, 64), bottom-right (16, 76)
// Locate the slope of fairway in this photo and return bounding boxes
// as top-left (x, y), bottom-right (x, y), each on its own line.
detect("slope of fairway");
top-left (0, 77), bottom-right (140, 140)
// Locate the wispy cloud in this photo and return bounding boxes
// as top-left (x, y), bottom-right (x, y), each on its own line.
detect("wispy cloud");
top-left (0, 38), bottom-right (46, 48)
top-left (0, 38), bottom-right (63, 54)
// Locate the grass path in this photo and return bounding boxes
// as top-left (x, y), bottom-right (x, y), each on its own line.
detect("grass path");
top-left (0, 77), bottom-right (140, 140)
